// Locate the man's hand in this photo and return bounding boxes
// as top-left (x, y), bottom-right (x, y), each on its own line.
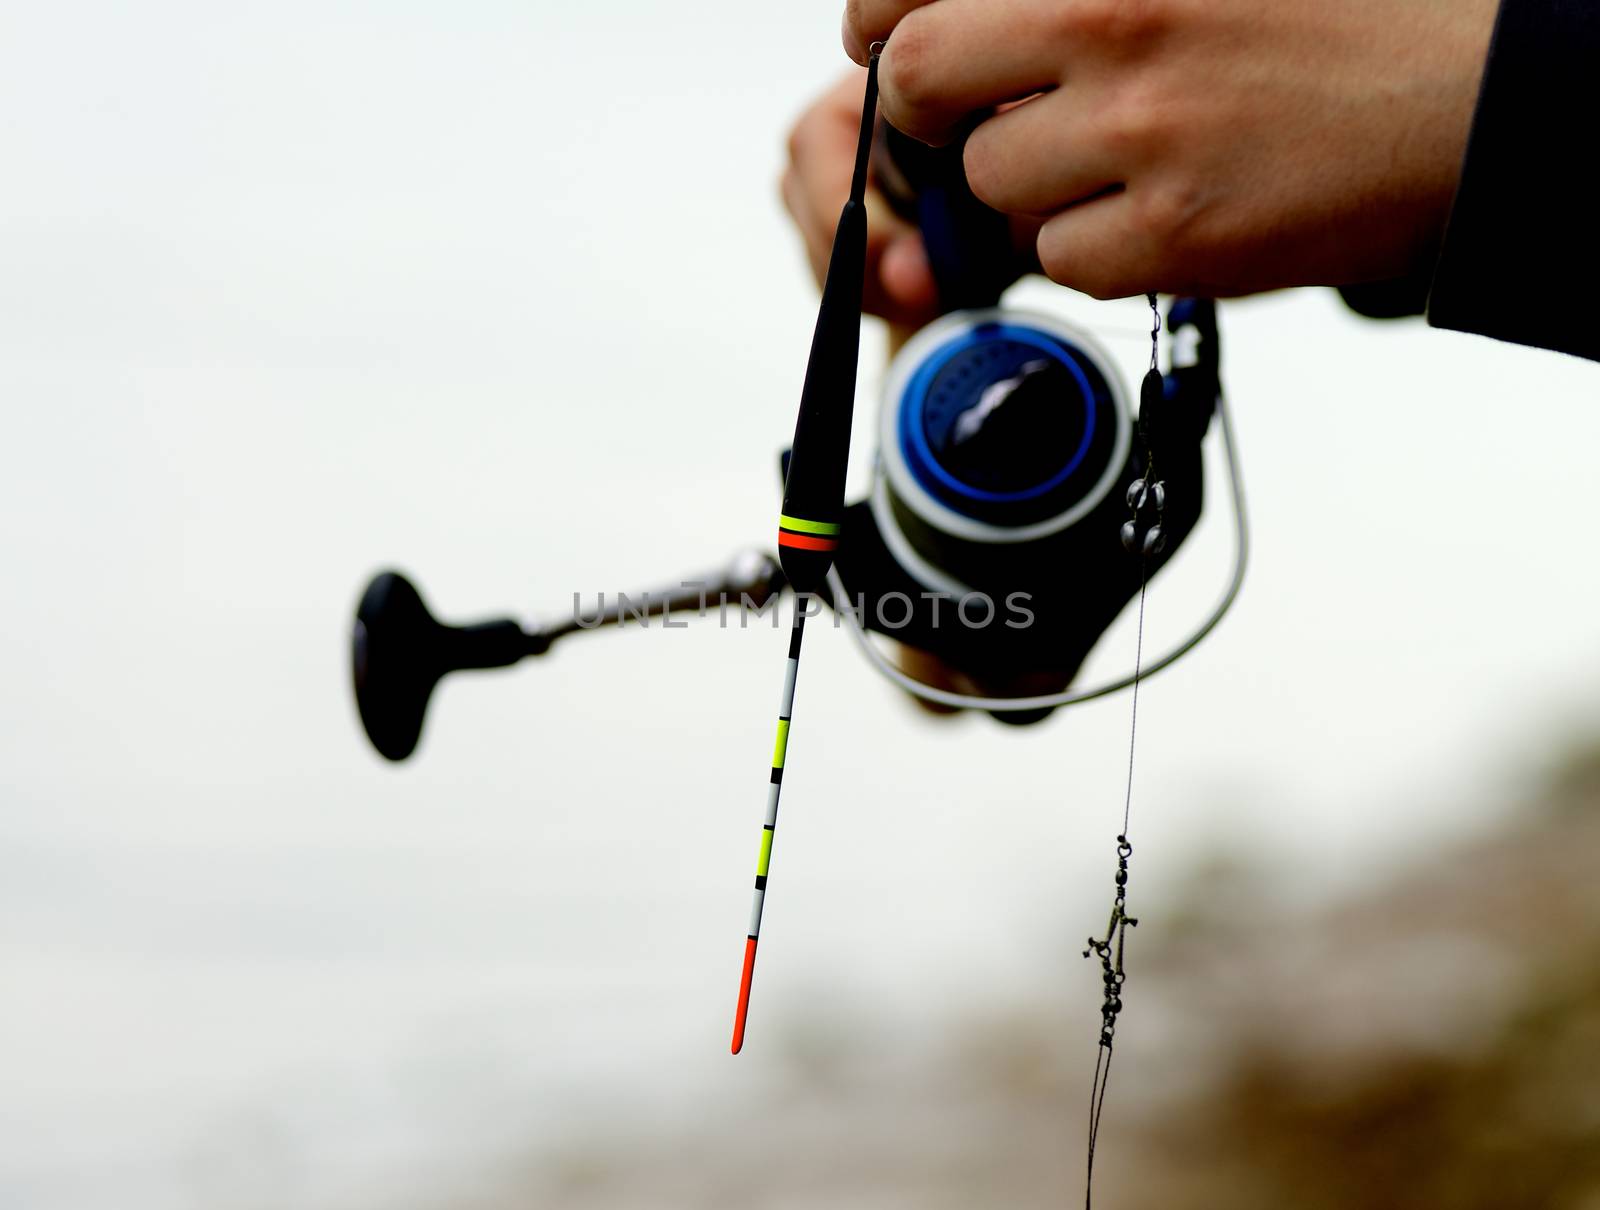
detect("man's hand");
top-left (842, 0), bottom-right (1498, 298)
top-left (781, 70), bottom-right (1043, 327)
top-left (781, 70), bottom-right (943, 328)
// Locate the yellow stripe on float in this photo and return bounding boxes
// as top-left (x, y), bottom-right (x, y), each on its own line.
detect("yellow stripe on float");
top-left (757, 827), bottom-right (774, 877)
top-left (778, 514), bottom-right (841, 536)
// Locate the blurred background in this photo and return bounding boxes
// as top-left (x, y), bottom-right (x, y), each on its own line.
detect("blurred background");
top-left (3, 3), bottom-right (1599, 1208)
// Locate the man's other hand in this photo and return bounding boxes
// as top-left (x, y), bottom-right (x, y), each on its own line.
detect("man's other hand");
top-left (842, 0), bottom-right (1497, 298)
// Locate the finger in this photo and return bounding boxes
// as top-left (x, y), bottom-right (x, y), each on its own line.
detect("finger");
top-left (780, 166), bottom-right (833, 288)
top-left (862, 193), bottom-right (941, 324)
top-left (785, 75), bottom-right (940, 323)
top-left (842, 0), bottom-right (929, 65)
top-left (877, 0), bottom-right (1070, 145)
top-left (879, 232), bottom-right (937, 315)
top-left (963, 92), bottom-right (1123, 216)
top-left (783, 150), bottom-right (939, 324)
top-left (786, 75), bottom-right (871, 250)
top-left (891, 643), bottom-right (1074, 716)
top-left (1035, 191), bottom-right (1165, 300)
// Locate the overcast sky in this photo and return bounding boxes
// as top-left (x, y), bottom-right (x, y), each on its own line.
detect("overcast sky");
top-left (2, 3), bottom-right (1598, 1208)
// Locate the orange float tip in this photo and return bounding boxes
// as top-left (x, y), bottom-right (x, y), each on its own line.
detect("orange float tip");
top-left (731, 936), bottom-right (758, 1054)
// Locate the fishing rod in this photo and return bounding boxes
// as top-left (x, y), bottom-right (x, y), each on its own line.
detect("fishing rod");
top-left (344, 37), bottom-right (1248, 1203)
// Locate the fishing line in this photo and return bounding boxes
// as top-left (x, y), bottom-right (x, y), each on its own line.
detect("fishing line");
top-left (1081, 293), bottom-right (1164, 1206)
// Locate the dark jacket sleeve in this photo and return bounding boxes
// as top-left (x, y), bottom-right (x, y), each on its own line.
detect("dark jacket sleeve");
top-left (1425, 0), bottom-right (1600, 361)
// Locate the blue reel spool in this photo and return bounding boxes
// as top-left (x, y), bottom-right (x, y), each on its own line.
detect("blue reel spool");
top-left (874, 308), bottom-right (1136, 596)
top-left (895, 317), bottom-right (1127, 530)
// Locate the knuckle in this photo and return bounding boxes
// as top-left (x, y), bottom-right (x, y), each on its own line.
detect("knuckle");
top-left (879, 13), bottom-right (944, 136)
top-left (1131, 179), bottom-right (1203, 247)
top-left (1098, 85), bottom-right (1165, 162)
top-left (1060, 0), bottom-right (1170, 49)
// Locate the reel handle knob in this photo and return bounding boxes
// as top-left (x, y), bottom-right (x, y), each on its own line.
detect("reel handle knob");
top-left (352, 572), bottom-right (541, 763)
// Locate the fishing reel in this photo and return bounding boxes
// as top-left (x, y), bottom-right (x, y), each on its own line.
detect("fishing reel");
top-left (827, 295), bottom-right (1223, 724)
top-left (349, 118), bottom-right (1245, 761)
